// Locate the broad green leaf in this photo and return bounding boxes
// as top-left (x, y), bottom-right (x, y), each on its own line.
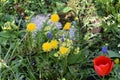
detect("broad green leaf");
top-left (108, 50), bottom-right (120, 58)
top-left (0, 37), bottom-right (8, 46)
top-left (0, 31), bottom-right (10, 38)
top-left (62, 7), bottom-right (73, 13)
top-left (68, 50), bottom-right (86, 65)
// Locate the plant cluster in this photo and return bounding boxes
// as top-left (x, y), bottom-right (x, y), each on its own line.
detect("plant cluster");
top-left (0, 0), bottom-right (120, 80)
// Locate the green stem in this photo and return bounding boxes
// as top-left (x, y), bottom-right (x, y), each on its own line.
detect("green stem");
top-left (102, 76), bottom-right (105, 80)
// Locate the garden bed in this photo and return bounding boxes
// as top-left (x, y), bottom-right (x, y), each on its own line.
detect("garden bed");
top-left (0, 0), bottom-right (120, 80)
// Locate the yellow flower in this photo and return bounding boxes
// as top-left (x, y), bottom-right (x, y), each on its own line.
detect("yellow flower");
top-left (74, 16), bottom-right (78, 20)
top-left (50, 14), bottom-right (60, 22)
top-left (26, 23), bottom-right (36, 32)
top-left (54, 53), bottom-right (59, 57)
top-left (1, 0), bottom-right (6, 2)
top-left (50, 40), bottom-right (58, 49)
top-left (59, 47), bottom-right (69, 55)
top-left (2, 26), bottom-right (11, 30)
top-left (25, 16), bottom-right (29, 20)
top-left (114, 58), bottom-right (119, 64)
top-left (63, 22), bottom-right (71, 30)
top-left (42, 42), bottom-right (52, 52)
top-left (74, 47), bottom-right (80, 54)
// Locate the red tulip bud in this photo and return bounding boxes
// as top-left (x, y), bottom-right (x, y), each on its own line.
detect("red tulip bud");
top-left (93, 55), bottom-right (114, 77)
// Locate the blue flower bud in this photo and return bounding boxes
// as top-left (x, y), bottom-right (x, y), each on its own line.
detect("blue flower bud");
top-left (102, 46), bottom-right (108, 53)
top-left (47, 32), bottom-right (52, 39)
top-left (61, 35), bottom-right (64, 42)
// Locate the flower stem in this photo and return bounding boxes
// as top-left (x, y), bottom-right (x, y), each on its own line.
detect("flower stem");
top-left (102, 76), bottom-right (105, 80)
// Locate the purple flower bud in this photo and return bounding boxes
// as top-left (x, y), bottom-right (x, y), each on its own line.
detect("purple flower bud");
top-left (102, 46), bottom-right (108, 53)
top-left (47, 32), bottom-right (52, 39)
top-left (61, 36), bottom-right (64, 42)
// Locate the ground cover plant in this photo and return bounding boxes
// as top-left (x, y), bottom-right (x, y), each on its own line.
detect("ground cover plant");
top-left (0, 0), bottom-right (120, 80)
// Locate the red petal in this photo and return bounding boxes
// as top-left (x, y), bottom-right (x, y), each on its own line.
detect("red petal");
top-left (99, 63), bottom-right (109, 76)
top-left (94, 65), bottom-right (105, 76)
top-left (94, 55), bottom-right (111, 66)
top-left (106, 61), bottom-right (114, 75)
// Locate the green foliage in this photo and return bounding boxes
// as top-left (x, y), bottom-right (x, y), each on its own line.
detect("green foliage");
top-left (0, 0), bottom-right (120, 80)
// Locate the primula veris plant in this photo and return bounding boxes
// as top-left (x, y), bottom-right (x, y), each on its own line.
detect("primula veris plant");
top-left (26, 23), bottom-right (36, 32)
top-left (93, 55), bottom-right (114, 77)
top-left (1, 0), bottom-right (120, 80)
top-left (50, 13), bottom-right (60, 23)
top-left (114, 58), bottom-right (119, 64)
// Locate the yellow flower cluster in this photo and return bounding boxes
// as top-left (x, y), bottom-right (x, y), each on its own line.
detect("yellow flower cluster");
top-left (63, 22), bottom-right (71, 30)
top-left (42, 40), bottom-right (58, 52)
top-left (1, 0), bottom-right (6, 2)
top-left (74, 47), bottom-right (80, 54)
top-left (2, 21), bottom-right (18, 30)
top-left (114, 58), bottom-right (119, 64)
top-left (25, 16), bottom-right (29, 20)
top-left (74, 16), bottom-right (78, 20)
top-left (26, 23), bottom-right (36, 32)
top-left (50, 14), bottom-right (60, 23)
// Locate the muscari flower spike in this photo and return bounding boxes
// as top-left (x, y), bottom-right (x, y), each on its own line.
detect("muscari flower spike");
top-left (47, 32), bottom-right (52, 39)
top-left (61, 35), bottom-right (64, 42)
top-left (102, 46), bottom-right (108, 53)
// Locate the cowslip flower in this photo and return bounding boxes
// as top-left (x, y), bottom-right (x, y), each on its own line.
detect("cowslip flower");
top-left (25, 16), bottom-right (29, 20)
top-left (26, 23), bottom-right (36, 32)
top-left (59, 47), bottom-right (69, 55)
top-left (50, 40), bottom-right (58, 49)
top-left (74, 47), bottom-right (80, 54)
top-left (114, 58), bottom-right (119, 64)
top-left (63, 22), bottom-right (71, 30)
top-left (42, 42), bottom-right (52, 52)
top-left (93, 55), bottom-right (114, 77)
top-left (1, 0), bottom-right (6, 2)
top-left (102, 46), bottom-right (108, 53)
top-left (50, 14), bottom-right (60, 23)
top-left (74, 16), bottom-right (78, 20)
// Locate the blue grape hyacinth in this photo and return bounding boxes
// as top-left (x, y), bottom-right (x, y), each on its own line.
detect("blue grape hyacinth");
top-left (102, 46), bottom-right (108, 53)
top-left (61, 35), bottom-right (64, 42)
top-left (47, 32), bottom-right (52, 39)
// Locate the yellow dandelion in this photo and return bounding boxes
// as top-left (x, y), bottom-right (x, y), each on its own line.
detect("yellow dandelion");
top-left (26, 23), bottom-right (36, 32)
top-left (50, 14), bottom-right (60, 22)
top-left (42, 42), bottom-right (52, 52)
top-left (59, 47), bottom-right (69, 55)
top-left (63, 22), bottom-right (71, 30)
top-left (50, 40), bottom-right (58, 49)
top-left (114, 58), bottom-right (119, 64)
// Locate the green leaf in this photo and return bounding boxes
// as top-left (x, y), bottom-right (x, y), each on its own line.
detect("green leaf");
top-left (108, 50), bottom-right (120, 58)
top-left (62, 7), bottom-right (73, 13)
top-left (0, 37), bottom-right (8, 46)
top-left (0, 31), bottom-right (10, 38)
top-left (68, 51), bottom-right (85, 65)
